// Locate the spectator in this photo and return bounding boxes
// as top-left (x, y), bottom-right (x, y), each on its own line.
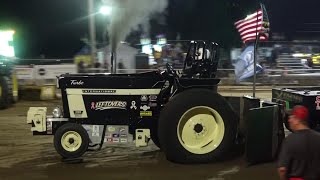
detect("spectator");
top-left (278, 105), bottom-right (320, 180)
top-left (118, 62), bottom-right (126, 74)
top-left (78, 61), bottom-right (85, 73)
top-left (270, 46), bottom-right (279, 69)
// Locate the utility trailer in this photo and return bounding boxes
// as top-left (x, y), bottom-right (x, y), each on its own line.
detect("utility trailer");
top-left (272, 87), bottom-right (320, 132)
top-left (27, 41), bottom-right (284, 164)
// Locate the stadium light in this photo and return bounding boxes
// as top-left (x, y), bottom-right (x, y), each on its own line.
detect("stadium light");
top-left (100, 6), bottom-right (112, 16)
top-left (0, 30), bottom-right (15, 57)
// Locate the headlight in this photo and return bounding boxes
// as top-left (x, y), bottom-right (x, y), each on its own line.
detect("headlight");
top-left (52, 107), bottom-right (62, 118)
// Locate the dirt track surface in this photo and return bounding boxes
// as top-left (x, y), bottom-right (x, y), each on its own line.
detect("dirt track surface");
top-left (0, 91), bottom-right (280, 180)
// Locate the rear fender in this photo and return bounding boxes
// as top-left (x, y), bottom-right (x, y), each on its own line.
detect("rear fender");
top-left (173, 78), bottom-right (220, 94)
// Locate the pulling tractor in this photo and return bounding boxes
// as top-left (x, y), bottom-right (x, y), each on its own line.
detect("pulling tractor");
top-left (272, 87), bottom-right (320, 132)
top-left (0, 56), bottom-right (18, 109)
top-left (27, 41), bottom-right (285, 164)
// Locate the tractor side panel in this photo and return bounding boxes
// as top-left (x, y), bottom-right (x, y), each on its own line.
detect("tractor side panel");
top-left (67, 94), bottom-right (88, 118)
top-left (65, 88), bottom-right (162, 125)
top-left (58, 74), bottom-right (166, 127)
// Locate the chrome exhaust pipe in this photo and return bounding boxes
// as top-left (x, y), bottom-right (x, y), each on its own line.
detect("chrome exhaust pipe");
top-left (111, 51), bottom-right (117, 74)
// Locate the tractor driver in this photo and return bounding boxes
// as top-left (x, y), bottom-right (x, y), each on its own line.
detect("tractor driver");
top-left (278, 105), bottom-right (320, 180)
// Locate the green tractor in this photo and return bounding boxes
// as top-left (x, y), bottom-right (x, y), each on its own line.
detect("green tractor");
top-left (0, 56), bottom-right (18, 109)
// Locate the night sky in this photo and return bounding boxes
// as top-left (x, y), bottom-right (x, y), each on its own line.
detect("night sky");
top-left (0, 0), bottom-right (319, 59)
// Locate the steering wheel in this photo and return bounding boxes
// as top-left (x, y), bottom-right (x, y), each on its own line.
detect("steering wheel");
top-left (166, 63), bottom-right (178, 77)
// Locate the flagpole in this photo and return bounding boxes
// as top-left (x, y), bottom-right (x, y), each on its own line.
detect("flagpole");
top-left (253, 3), bottom-right (263, 98)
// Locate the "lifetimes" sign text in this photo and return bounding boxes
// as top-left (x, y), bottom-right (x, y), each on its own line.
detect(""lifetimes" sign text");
top-left (91, 101), bottom-right (127, 110)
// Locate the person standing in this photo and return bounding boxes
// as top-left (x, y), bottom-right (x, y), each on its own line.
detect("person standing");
top-left (278, 105), bottom-right (320, 180)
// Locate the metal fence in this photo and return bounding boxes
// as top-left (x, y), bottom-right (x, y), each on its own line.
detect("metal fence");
top-left (13, 64), bottom-right (320, 87)
top-left (11, 39), bottom-right (320, 87)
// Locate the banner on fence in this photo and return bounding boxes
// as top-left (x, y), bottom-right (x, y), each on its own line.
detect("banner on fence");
top-left (15, 64), bottom-right (77, 80)
top-left (34, 64), bottom-right (77, 79)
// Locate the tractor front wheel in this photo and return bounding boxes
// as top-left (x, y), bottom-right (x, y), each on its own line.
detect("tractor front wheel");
top-left (54, 123), bottom-right (89, 159)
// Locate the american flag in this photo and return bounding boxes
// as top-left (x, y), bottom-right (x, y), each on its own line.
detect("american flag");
top-left (234, 4), bottom-right (270, 44)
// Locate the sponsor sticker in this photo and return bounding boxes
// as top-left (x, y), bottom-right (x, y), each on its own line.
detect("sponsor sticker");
top-left (91, 101), bottom-right (127, 110)
top-left (46, 121), bottom-right (52, 134)
top-left (149, 95), bottom-right (157, 101)
top-left (120, 138), bottom-right (128, 143)
top-left (92, 125), bottom-right (99, 137)
top-left (107, 138), bottom-right (112, 142)
top-left (148, 102), bottom-right (157, 107)
top-left (130, 101), bottom-right (137, 110)
top-left (105, 134), bottom-right (112, 138)
top-left (119, 127), bottom-right (126, 133)
top-left (113, 138), bottom-right (120, 143)
top-left (316, 96), bottom-right (320, 110)
top-left (141, 95), bottom-right (148, 101)
top-left (120, 134), bottom-right (127, 138)
top-left (140, 111), bottom-right (152, 116)
top-left (112, 134), bottom-right (120, 138)
top-left (140, 105), bottom-right (151, 111)
top-left (107, 126), bottom-right (116, 132)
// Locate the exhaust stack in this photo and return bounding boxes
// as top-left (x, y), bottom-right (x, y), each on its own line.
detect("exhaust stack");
top-left (111, 51), bottom-right (117, 74)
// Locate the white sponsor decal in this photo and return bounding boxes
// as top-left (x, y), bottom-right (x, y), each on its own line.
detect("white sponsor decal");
top-left (46, 121), bottom-right (53, 134)
top-left (141, 95), bottom-right (148, 101)
top-left (140, 105), bottom-right (151, 111)
top-left (112, 134), bottom-right (120, 138)
top-left (148, 102), bottom-right (157, 107)
top-left (149, 95), bottom-right (157, 101)
top-left (71, 80), bottom-right (84, 85)
top-left (67, 89), bottom-right (161, 95)
top-left (91, 101), bottom-right (127, 110)
top-left (120, 138), bottom-right (127, 143)
top-left (92, 125), bottom-right (100, 137)
top-left (120, 127), bottom-right (126, 133)
top-left (316, 96), bottom-right (320, 110)
top-left (108, 126), bottom-right (116, 132)
top-left (130, 101), bottom-right (137, 110)
top-left (83, 90), bottom-right (116, 93)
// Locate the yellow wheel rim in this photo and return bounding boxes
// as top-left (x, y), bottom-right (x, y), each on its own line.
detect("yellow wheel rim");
top-left (61, 131), bottom-right (82, 152)
top-left (177, 106), bottom-right (225, 154)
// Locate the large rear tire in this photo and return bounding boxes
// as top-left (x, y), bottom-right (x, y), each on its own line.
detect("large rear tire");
top-left (11, 70), bottom-right (19, 103)
top-left (54, 123), bottom-right (89, 159)
top-left (158, 89), bottom-right (237, 163)
top-left (0, 76), bottom-right (12, 109)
